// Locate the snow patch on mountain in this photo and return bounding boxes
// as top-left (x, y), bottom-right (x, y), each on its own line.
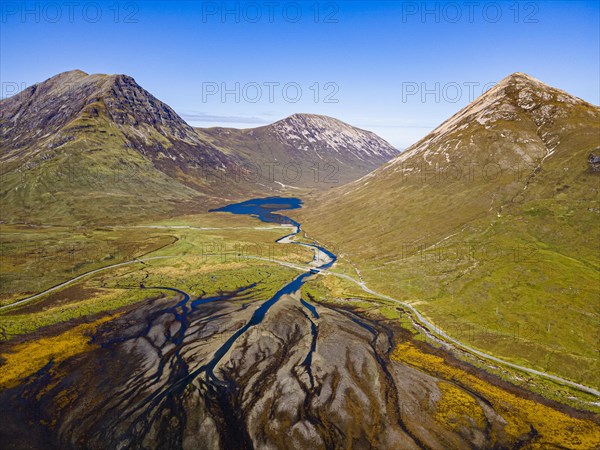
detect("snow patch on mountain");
top-left (269, 114), bottom-right (398, 162)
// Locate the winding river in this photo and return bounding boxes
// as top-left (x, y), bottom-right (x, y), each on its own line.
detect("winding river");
top-left (202, 197), bottom-right (336, 382)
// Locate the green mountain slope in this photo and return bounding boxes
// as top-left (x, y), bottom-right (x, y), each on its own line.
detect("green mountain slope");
top-left (295, 73), bottom-right (600, 387)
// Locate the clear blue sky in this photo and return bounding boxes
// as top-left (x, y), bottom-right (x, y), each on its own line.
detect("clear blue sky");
top-left (1, 1), bottom-right (599, 148)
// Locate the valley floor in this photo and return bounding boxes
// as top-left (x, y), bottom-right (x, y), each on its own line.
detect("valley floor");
top-left (0, 211), bottom-right (599, 449)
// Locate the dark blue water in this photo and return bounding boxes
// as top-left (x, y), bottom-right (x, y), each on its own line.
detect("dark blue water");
top-left (209, 197), bottom-right (303, 228)
top-left (301, 298), bottom-right (320, 319)
top-left (202, 271), bottom-right (313, 384)
top-left (203, 197), bottom-right (337, 382)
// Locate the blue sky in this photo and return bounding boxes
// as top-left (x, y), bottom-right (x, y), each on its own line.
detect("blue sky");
top-left (1, 1), bottom-right (599, 148)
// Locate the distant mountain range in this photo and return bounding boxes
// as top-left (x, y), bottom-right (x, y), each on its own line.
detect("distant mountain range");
top-left (296, 72), bottom-right (600, 387)
top-left (0, 70), bottom-right (397, 224)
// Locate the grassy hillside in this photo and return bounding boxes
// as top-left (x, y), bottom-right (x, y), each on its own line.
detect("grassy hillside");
top-left (293, 73), bottom-right (600, 387)
top-left (0, 112), bottom-right (206, 225)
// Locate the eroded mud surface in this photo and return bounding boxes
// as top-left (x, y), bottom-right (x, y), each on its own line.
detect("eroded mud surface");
top-left (1, 282), bottom-right (540, 450)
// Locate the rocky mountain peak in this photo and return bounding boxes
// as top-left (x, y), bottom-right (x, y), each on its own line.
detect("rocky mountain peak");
top-left (94, 73), bottom-right (201, 142)
top-left (498, 71), bottom-right (540, 86)
top-left (389, 72), bottom-right (598, 169)
top-left (268, 113), bottom-right (398, 159)
top-left (0, 70), bottom-right (204, 151)
top-left (486, 72), bottom-right (595, 114)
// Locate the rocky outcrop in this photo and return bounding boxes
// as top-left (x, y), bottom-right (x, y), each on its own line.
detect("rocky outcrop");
top-left (588, 152), bottom-right (600, 172)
